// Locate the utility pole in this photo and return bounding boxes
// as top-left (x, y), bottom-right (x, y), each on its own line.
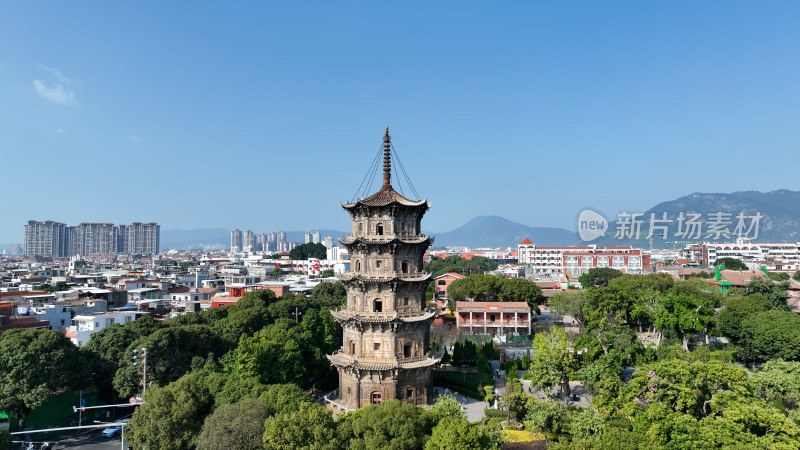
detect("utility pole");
top-left (133, 347), bottom-right (147, 398)
top-left (292, 307), bottom-right (302, 323)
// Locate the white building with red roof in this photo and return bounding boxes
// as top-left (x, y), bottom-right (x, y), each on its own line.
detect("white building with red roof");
top-left (518, 238), bottom-right (651, 279)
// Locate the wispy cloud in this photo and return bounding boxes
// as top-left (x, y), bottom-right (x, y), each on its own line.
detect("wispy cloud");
top-left (129, 135), bottom-right (140, 143)
top-left (38, 64), bottom-right (70, 83)
top-left (33, 65), bottom-right (79, 106)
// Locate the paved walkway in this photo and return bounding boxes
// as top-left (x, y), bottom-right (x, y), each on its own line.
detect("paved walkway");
top-left (432, 387), bottom-right (486, 423)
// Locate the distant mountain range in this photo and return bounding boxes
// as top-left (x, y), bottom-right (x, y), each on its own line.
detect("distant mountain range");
top-left (116, 190), bottom-right (800, 251)
top-left (431, 216), bottom-right (578, 248)
top-left (592, 189), bottom-right (800, 248)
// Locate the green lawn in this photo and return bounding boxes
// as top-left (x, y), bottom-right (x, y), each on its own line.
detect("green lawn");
top-left (433, 370), bottom-right (493, 399)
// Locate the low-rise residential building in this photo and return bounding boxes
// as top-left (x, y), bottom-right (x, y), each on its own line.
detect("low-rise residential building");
top-left (432, 272), bottom-right (465, 299)
top-left (66, 311), bottom-right (142, 346)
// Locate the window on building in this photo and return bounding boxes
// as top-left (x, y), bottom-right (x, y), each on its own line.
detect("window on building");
top-left (376, 260), bottom-right (382, 268)
top-left (350, 341), bottom-right (356, 354)
top-left (376, 223), bottom-right (384, 235)
top-left (404, 342), bottom-right (412, 358)
top-left (372, 393), bottom-right (382, 404)
top-left (401, 261), bottom-right (409, 273)
top-left (356, 261), bottom-right (361, 271)
top-left (490, 314), bottom-right (496, 322)
top-left (437, 280), bottom-right (446, 285)
top-left (374, 299), bottom-right (383, 312)
top-left (374, 342), bottom-right (381, 351)
top-left (406, 388), bottom-right (413, 399)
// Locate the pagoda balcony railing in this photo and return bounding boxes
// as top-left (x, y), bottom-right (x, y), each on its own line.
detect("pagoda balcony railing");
top-left (339, 233), bottom-right (432, 243)
top-left (341, 271), bottom-right (431, 279)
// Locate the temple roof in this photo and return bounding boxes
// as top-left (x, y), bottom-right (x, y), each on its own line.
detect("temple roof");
top-left (342, 184), bottom-right (429, 209)
top-left (342, 127), bottom-right (429, 210)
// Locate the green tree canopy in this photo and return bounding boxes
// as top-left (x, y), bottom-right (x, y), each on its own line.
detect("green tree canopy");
top-left (424, 255), bottom-right (498, 276)
top-left (82, 316), bottom-right (166, 392)
top-left (337, 400), bottom-right (428, 450)
top-left (750, 360), bottom-right (800, 411)
top-left (262, 402), bottom-right (339, 450)
top-left (738, 310), bottom-right (800, 362)
top-left (237, 289), bottom-right (276, 308)
top-left (113, 325), bottom-right (230, 398)
top-left (0, 329), bottom-right (86, 429)
top-left (258, 383), bottom-right (315, 417)
top-left (525, 326), bottom-right (576, 399)
top-left (547, 291), bottom-right (588, 327)
top-left (424, 416), bottom-right (499, 450)
top-left (716, 294), bottom-right (772, 342)
top-left (127, 376), bottom-right (213, 450)
top-left (221, 320), bottom-right (306, 384)
top-left (196, 398), bottom-right (268, 450)
top-left (744, 276), bottom-right (789, 310)
top-left (289, 242), bottom-right (327, 260)
top-left (578, 267), bottom-right (622, 288)
top-left (497, 277), bottom-right (545, 312)
top-left (310, 281), bottom-right (347, 306)
top-left (714, 257), bottom-right (748, 270)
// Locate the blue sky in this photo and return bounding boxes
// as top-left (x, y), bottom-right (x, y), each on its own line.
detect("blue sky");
top-left (2, 1), bottom-right (800, 243)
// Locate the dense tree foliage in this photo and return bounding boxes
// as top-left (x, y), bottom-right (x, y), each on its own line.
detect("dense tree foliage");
top-left (127, 376), bottom-right (213, 450)
top-left (196, 398), bottom-right (268, 450)
top-left (289, 242), bottom-right (327, 260)
top-left (113, 324), bottom-right (231, 397)
top-left (337, 400), bottom-right (429, 449)
top-left (0, 329), bottom-right (87, 429)
top-left (447, 274), bottom-right (543, 310)
top-left (713, 257), bottom-right (748, 270)
top-left (595, 359), bottom-right (800, 448)
top-left (525, 326), bottom-right (576, 399)
top-left (263, 402), bottom-right (339, 449)
top-left (578, 267), bottom-right (622, 288)
top-left (716, 294), bottom-right (772, 341)
top-left (424, 255), bottom-right (498, 276)
top-left (738, 310), bottom-right (800, 362)
top-left (425, 416), bottom-right (499, 449)
top-left (547, 291), bottom-right (587, 326)
top-left (743, 276), bottom-right (790, 310)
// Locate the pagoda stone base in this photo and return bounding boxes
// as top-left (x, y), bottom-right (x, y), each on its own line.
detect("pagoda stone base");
top-left (337, 366), bottom-right (433, 409)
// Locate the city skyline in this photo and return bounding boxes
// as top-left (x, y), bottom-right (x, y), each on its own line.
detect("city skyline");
top-left (3, 2), bottom-right (800, 243)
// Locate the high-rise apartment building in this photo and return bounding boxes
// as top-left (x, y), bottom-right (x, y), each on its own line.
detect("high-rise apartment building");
top-left (24, 220), bottom-right (69, 257)
top-left (277, 231), bottom-right (286, 243)
top-left (72, 223), bottom-right (120, 255)
top-left (243, 230), bottom-right (255, 251)
top-left (230, 229), bottom-right (243, 252)
top-left (24, 220), bottom-right (158, 256)
top-left (121, 222), bottom-right (160, 254)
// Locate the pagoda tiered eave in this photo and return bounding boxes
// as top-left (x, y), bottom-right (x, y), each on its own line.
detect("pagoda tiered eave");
top-left (330, 309), bottom-right (436, 324)
top-left (338, 234), bottom-right (434, 246)
top-left (337, 272), bottom-right (432, 283)
top-left (327, 353), bottom-right (440, 371)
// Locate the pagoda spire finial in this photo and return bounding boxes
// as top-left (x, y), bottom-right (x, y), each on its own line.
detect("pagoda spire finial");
top-left (383, 127), bottom-right (391, 186)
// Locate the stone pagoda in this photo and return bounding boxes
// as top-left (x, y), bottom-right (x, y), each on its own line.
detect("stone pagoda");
top-left (326, 127), bottom-right (438, 410)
